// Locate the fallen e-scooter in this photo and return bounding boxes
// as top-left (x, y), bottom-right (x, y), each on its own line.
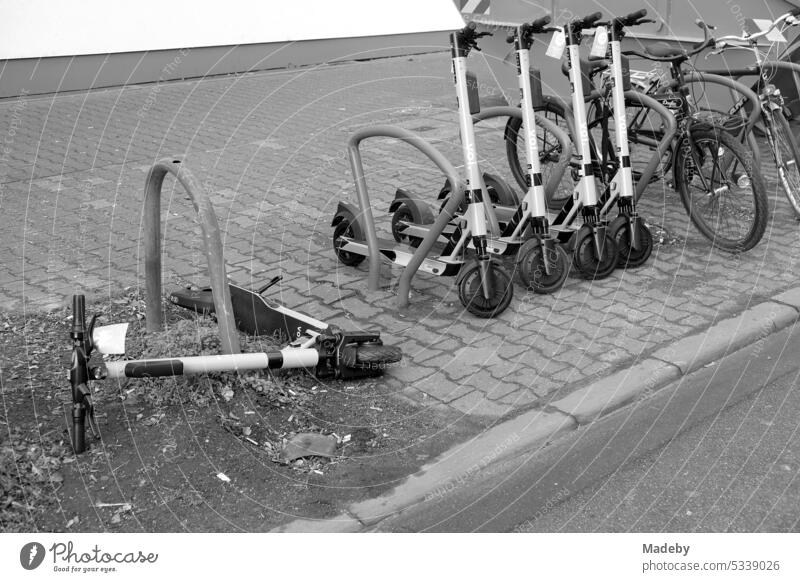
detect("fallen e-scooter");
top-left (67, 288), bottom-right (402, 453)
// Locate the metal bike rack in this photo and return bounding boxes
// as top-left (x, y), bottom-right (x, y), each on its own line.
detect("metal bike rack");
top-left (346, 126), bottom-right (466, 308)
top-left (623, 91), bottom-right (679, 201)
top-left (545, 89), bottom-right (679, 201)
top-left (143, 158), bottom-right (240, 354)
top-left (346, 113), bottom-right (572, 308)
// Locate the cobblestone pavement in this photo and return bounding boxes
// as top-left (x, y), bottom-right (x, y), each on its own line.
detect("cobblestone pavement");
top-left (1, 51), bottom-right (799, 418)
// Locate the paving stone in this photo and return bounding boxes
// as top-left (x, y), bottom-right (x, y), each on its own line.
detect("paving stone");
top-left (5, 49), bottom-right (800, 436)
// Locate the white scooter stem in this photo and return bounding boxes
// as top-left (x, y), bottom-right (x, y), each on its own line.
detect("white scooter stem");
top-left (104, 348), bottom-right (321, 379)
top-left (516, 45), bottom-right (548, 218)
top-left (452, 53), bottom-right (488, 240)
top-left (566, 42), bottom-right (599, 207)
top-left (609, 35), bottom-right (635, 200)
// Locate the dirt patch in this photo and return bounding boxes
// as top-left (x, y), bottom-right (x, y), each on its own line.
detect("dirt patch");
top-left (0, 291), bottom-right (479, 532)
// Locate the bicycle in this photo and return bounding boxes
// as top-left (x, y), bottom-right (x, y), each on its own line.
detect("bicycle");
top-left (697, 8), bottom-right (800, 218)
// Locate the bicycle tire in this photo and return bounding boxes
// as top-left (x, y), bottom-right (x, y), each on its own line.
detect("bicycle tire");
top-left (504, 99), bottom-right (573, 208)
top-left (768, 109), bottom-right (800, 218)
top-left (673, 127), bottom-right (768, 252)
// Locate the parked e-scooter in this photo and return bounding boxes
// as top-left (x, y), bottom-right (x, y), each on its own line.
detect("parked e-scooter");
top-left (331, 23), bottom-right (514, 317)
top-left (391, 17), bottom-right (574, 293)
top-left (551, 11), bottom-right (619, 278)
top-left (597, 9), bottom-right (656, 267)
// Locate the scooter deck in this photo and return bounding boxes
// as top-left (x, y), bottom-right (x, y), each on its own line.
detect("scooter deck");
top-left (170, 284), bottom-right (328, 341)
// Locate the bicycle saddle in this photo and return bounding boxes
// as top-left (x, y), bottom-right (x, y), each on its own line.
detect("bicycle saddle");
top-left (646, 43), bottom-right (686, 58)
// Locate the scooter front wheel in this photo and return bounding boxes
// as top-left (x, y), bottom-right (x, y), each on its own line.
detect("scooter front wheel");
top-left (340, 344), bottom-right (403, 370)
top-left (332, 210), bottom-right (366, 266)
top-left (610, 216), bottom-right (653, 269)
top-left (457, 260), bottom-right (514, 318)
top-left (516, 238), bottom-right (570, 294)
top-left (572, 228), bottom-right (618, 280)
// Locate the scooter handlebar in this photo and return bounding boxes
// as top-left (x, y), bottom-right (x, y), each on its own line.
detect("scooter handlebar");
top-left (531, 15), bottom-right (552, 29)
top-left (456, 22), bottom-right (492, 52)
top-left (506, 15), bottom-right (553, 43)
top-left (570, 12), bottom-right (603, 31)
top-left (620, 9), bottom-right (647, 24)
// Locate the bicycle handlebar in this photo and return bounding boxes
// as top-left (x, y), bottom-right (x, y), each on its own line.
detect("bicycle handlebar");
top-left (622, 18), bottom-right (714, 62)
top-left (711, 10), bottom-right (800, 51)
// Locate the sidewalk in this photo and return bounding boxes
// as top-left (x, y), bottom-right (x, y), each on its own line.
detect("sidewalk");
top-left (1, 51), bottom-right (799, 526)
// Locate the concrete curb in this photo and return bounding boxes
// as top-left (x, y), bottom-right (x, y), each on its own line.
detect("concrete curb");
top-left (273, 290), bottom-right (800, 532)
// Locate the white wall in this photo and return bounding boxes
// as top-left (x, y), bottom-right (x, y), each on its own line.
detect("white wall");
top-left (0, 0), bottom-right (464, 60)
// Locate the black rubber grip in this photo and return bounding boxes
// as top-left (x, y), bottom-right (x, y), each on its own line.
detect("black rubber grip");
top-left (124, 359), bottom-right (184, 378)
top-left (579, 12), bottom-right (603, 27)
top-left (624, 9), bottom-right (647, 23)
top-left (532, 15), bottom-right (552, 29)
top-left (792, 7), bottom-right (800, 17)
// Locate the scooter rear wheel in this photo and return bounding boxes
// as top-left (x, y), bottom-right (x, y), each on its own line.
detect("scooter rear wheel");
top-left (390, 203), bottom-right (422, 247)
top-left (572, 228), bottom-right (618, 280)
top-left (610, 216), bottom-right (653, 269)
top-left (457, 260), bottom-right (513, 318)
top-left (516, 238), bottom-right (570, 294)
top-left (332, 211), bottom-right (366, 266)
top-left (438, 172), bottom-right (521, 214)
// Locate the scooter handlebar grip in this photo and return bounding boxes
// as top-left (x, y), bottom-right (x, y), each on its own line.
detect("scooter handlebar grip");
top-left (580, 12), bottom-right (603, 28)
top-left (624, 9), bottom-right (647, 23)
top-left (792, 7), bottom-right (800, 17)
top-left (531, 15), bottom-right (552, 29)
top-left (72, 295), bottom-right (86, 335)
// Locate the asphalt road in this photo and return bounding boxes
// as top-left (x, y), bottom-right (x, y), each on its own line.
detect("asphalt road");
top-left (511, 327), bottom-right (800, 533)
top-left (374, 321), bottom-right (800, 532)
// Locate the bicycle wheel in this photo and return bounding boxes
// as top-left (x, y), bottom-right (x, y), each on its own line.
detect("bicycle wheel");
top-left (673, 127), bottom-right (768, 252)
top-left (504, 99), bottom-right (573, 208)
top-left (767, 109), bottom-right (800, 218)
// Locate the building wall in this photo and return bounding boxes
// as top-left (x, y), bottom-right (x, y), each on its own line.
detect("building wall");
top-left (0, 0), bottom-right (464, 98)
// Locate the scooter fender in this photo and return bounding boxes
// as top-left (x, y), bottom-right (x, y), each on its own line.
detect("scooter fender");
top-left (388, 188), bottom-right (435, 224)
top-left (437, 178), bottom-right (455, 201)
top-left (331, 201), bottom-right (363, 229)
